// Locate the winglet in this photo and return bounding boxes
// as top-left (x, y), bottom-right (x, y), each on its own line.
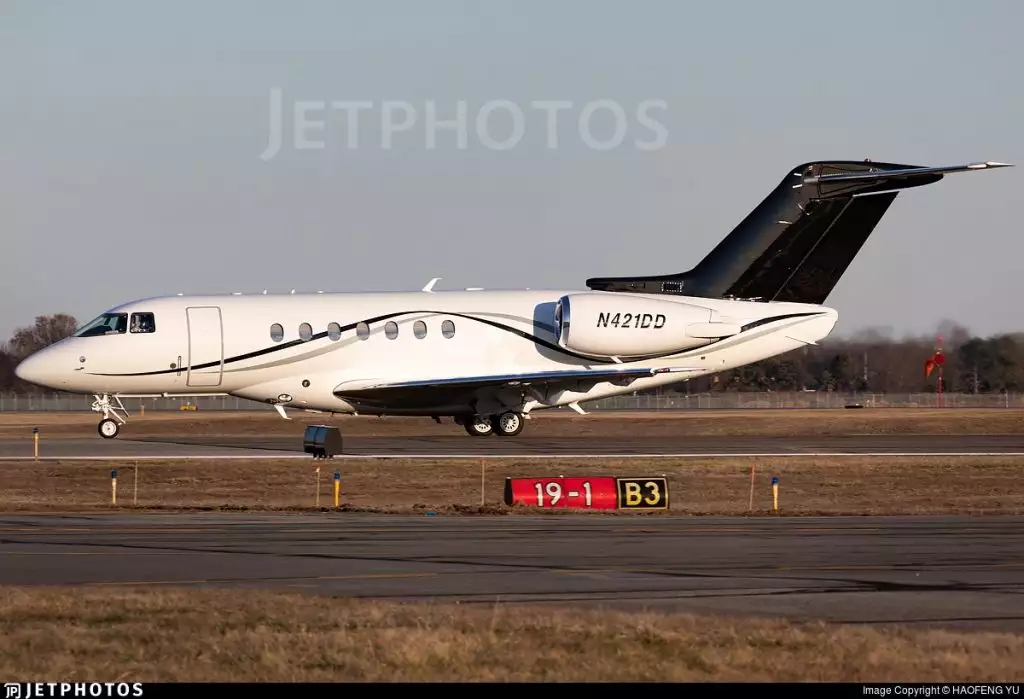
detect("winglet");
top-left (422, 277), bottom-right (442, 293)
top-left (273, 403), bottom-right (291, 420)
top-left (568, 401), bottom-right (587, 415)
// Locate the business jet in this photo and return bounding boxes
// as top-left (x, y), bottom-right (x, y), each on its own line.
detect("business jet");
top-left (15, 158), bottom-right (1010, 439)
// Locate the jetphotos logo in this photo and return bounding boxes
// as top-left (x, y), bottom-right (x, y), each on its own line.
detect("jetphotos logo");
top-left (259, 87), bottom-right (668, 160)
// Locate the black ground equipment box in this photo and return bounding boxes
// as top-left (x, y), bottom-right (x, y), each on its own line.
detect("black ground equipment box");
top-left (303, 424), bottom-right (343, 458)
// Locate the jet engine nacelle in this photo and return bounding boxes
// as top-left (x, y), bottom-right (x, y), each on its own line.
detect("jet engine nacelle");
top-left (554, 293), bottom-right (741, 358)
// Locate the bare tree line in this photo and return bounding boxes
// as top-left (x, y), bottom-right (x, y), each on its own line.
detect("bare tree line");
top-left (2, 313), bottom-right (1022, 394)
top-left (684, 320), bottom-right (1024, 394)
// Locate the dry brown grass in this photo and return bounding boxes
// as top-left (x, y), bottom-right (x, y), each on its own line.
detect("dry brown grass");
top-left (0, 586), bottom-right (1021, 682)
top-left (2, 455), bottom-right (1021, 515)
top-left (2, 407), bottom-right (1024, 439)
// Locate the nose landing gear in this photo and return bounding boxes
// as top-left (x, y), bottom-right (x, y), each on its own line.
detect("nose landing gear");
top-left (98, 418), bottom-right (120, 438)
top-left (92, 394), bottom-right (128, 439)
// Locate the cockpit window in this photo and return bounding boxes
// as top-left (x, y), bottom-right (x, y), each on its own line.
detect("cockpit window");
top-left (74, 313), bottom-right (128, 337)
top-left (130, 312), bottom-right (156, 334)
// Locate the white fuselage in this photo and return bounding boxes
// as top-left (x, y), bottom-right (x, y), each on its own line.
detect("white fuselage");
top-left (15, 289), bottom-right (838, 417)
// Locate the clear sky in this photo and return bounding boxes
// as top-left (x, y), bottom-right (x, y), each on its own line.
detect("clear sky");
top-left (2, 0), bottom-right (1020, 342)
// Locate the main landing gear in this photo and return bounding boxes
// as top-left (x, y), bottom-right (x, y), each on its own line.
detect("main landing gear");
top-left (92, 394), bottom-right (128, 439)
top-left (460, 411), bottom-right (525, 437)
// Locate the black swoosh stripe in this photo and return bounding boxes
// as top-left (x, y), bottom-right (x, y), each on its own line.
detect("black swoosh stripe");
top-left (87, 310), bottom-right (823, 377)
top-left (740, 312), bottom-right (820, 332)
top-left (89, 310), bottom-right (421, 377)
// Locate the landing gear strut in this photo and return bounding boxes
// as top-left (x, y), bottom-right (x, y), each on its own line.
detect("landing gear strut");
top-left (92, 394), bottom-right (128, 439)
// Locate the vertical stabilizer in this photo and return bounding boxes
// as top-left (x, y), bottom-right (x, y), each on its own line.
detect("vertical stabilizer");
top-left (586, 160), bottom-right (1010, 304)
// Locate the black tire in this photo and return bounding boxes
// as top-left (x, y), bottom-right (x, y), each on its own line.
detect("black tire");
top-left (491, 411), bottom-right (524, 436)
top-left (464, 415), bottom-right (494, 436)
top-left (98, 418), bottom-right (120, 439)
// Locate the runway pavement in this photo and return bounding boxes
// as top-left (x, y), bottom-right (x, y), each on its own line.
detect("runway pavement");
top-left (1, 433), bottom-right (1024, 459)
top-left (2, 513), bottom-right (1022, 630)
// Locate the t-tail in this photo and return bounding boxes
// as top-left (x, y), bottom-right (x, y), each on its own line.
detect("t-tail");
top-left (586, 159), bottom-right (1012, 304)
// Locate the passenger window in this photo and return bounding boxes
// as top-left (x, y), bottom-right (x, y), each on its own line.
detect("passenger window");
top-left (356, 322), bottom-right (370, 340)
top-left (328, 322), bottom-right (342, 341)
top-left (385, 321), bottom-right (399, 339)
top-left (270, 323), bottom-right (284, 342)
top-left (413, 320), bottom-right (427, 339)
top-left (299, 323), bottom-right (312, 341)
top-left (130, 312), bottom-right (156, 334)
top-left (441, 319), bottom-right (455, 338)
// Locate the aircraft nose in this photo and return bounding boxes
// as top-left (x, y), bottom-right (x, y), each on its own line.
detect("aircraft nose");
top-left (14, 351), bottom-right (57, 388)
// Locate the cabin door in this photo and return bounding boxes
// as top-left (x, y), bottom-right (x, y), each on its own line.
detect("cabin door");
top-left (185, 306), bottom-right (224, 387)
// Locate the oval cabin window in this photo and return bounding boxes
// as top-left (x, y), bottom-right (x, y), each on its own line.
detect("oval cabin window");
top-left (441, 319), bottom-right (455, 338)
top-left (327, 322), bottom-right (342, 341)
top-left (270, 323), bottom-right (284, 342)
top-left (299, 323), bottom-right (313, 341)
top-left (413, 320), bottom-right (427, 339)
top-left (356, 322), bottom-right (370, 340)
top-left (384, 321), bottom-right (399, 339)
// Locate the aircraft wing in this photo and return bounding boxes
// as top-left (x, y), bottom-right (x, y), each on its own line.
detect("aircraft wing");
top-left (334, 365), bottom-right (699, 398)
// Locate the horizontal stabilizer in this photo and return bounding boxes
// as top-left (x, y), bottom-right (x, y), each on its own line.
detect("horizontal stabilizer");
top-left (803, 160), bottom-right (1011, 186)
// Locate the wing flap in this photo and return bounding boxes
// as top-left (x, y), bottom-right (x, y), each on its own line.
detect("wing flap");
top-left (334, 366), bottom-right (699, 395)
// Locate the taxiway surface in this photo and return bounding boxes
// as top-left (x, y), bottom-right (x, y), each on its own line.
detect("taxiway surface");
top-left (2, 513), bottom-right (1021, 630)
top-left (1, 434), bottom-right (1024, 459)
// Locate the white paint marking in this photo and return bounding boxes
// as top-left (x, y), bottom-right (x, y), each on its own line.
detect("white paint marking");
top-left (1, 452), bottom-right (1023, 461)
